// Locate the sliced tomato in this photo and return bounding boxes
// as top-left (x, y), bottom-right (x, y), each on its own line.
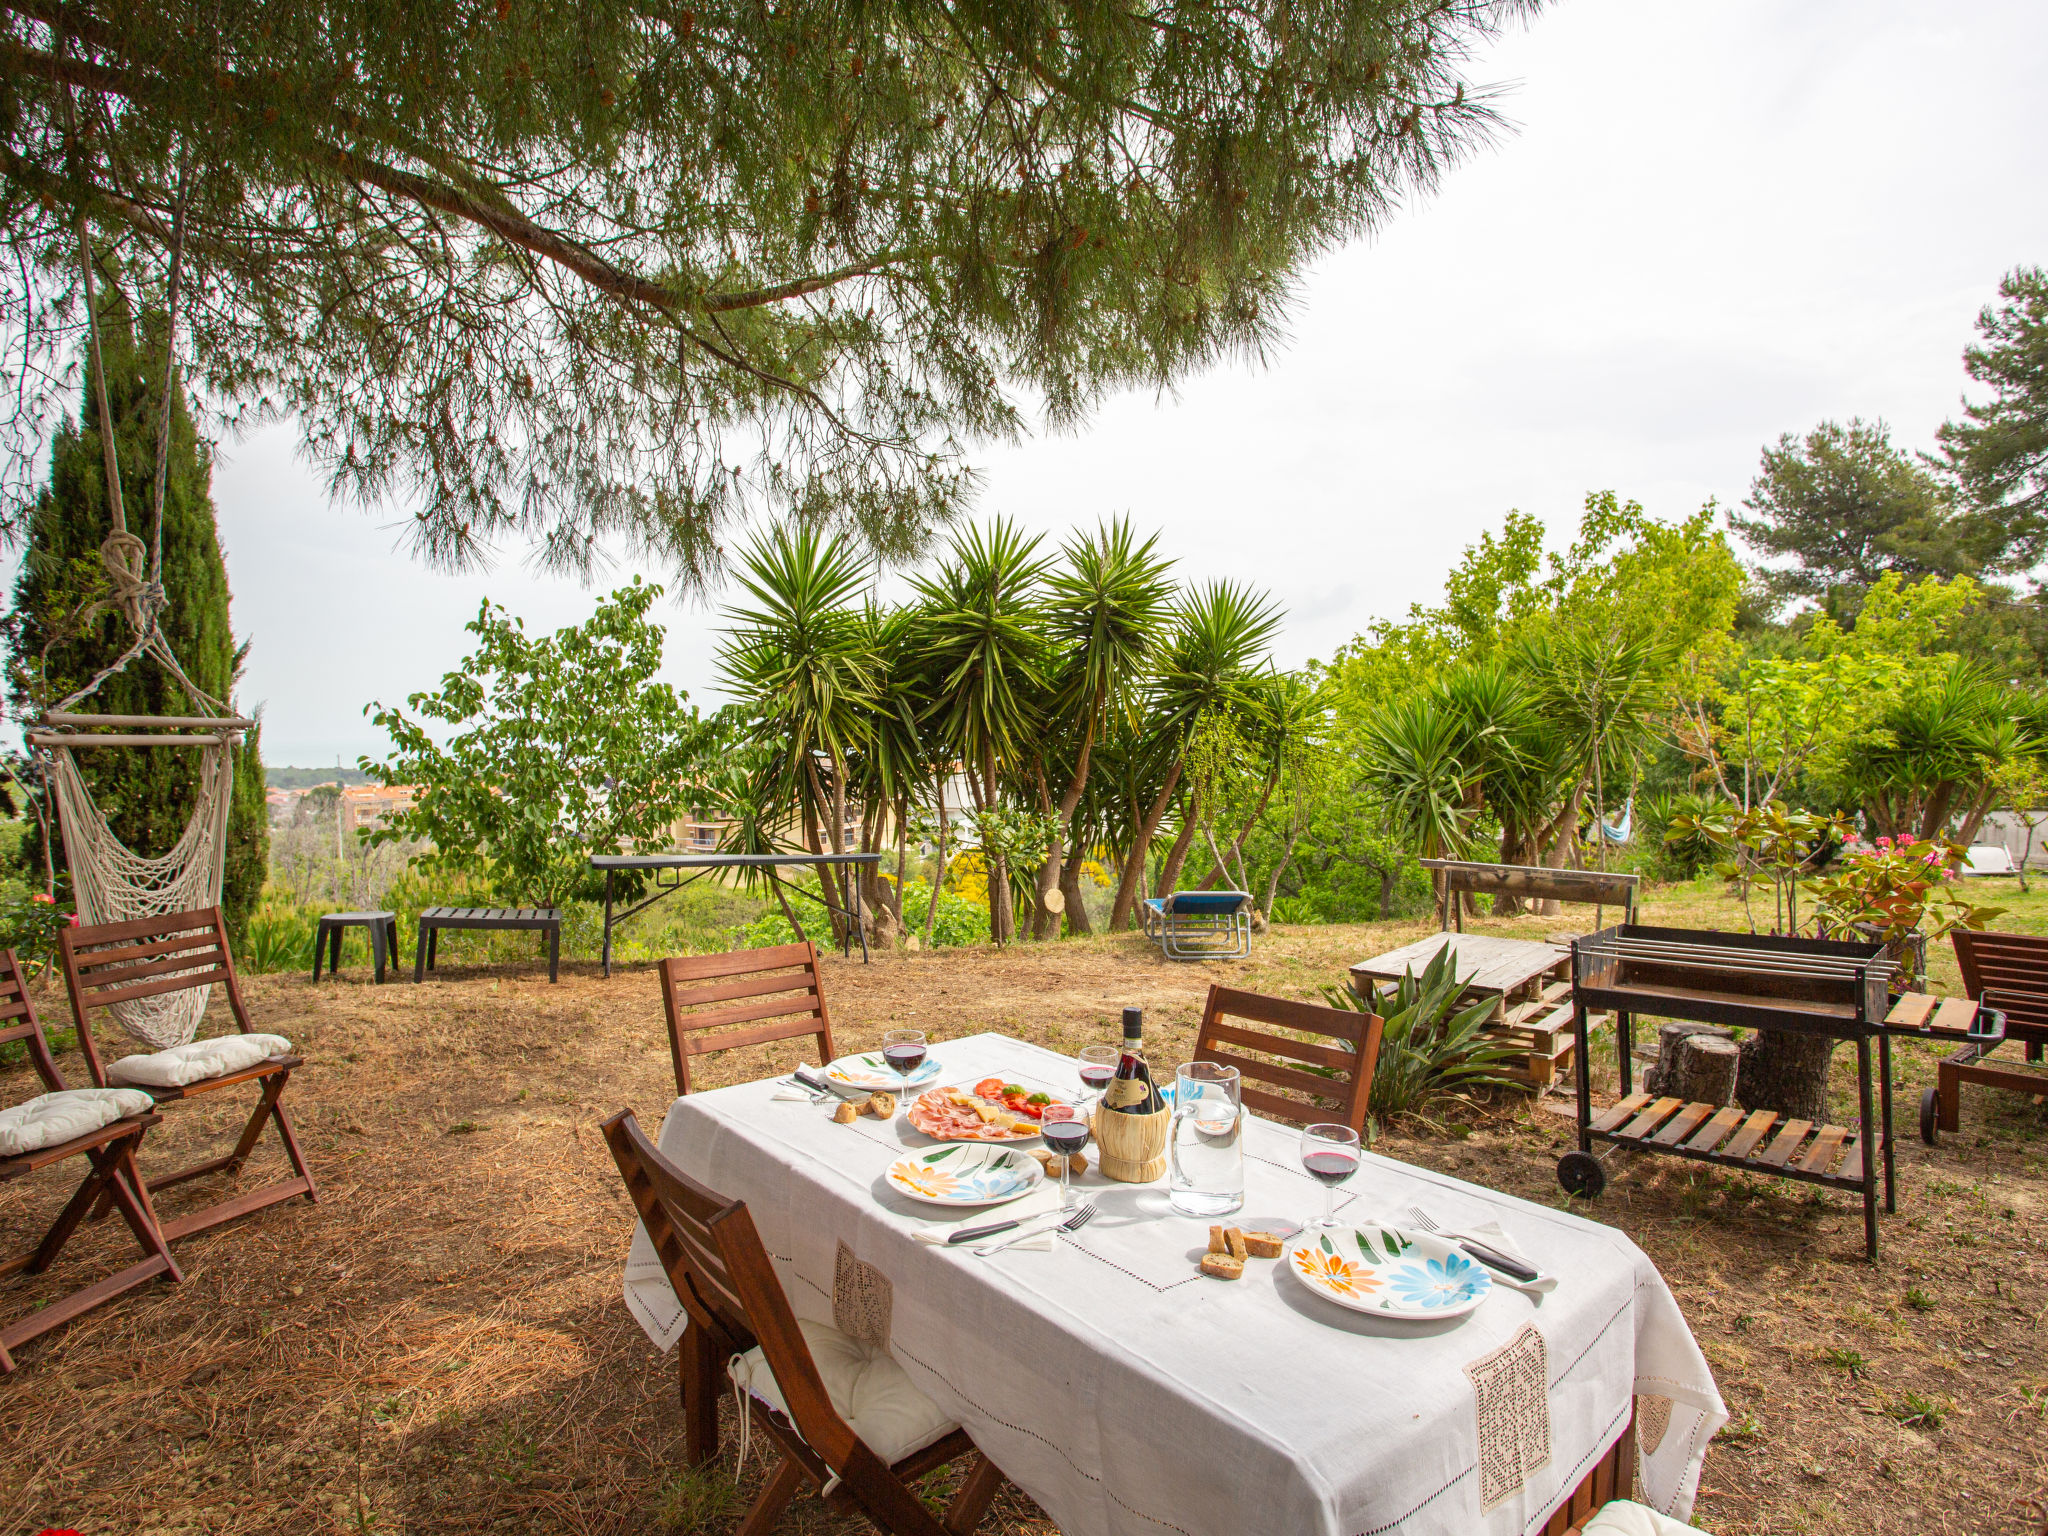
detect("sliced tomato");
top-left (973, 1077), bottom-right (1007, 1098)
top-left (1013, 1100), bottom-right (1044, 1120)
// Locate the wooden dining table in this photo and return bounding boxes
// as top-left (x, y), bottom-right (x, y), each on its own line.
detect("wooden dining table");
top-left (621, 1032), bottom-right (1725, 1536)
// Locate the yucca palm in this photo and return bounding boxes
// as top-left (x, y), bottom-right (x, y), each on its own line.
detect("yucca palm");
top-left (913, 519), bottom-right (1054, 943)
top-left (1358, 693), bottom-right (1475, 874)
top-left (1108, 580), bottom-right (1282, 929)
top-left (1851, 658), bottom-right (2006, 840)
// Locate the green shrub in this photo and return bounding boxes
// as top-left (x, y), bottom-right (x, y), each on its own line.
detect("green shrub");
top-left (241, 898), bottom-right (320, 974)
top-left (0, 887), bottom-right (73, 979)
top-left (726, 876), bottom-right (990, 951)
top-left (1319, 944), bottom-right (1522, 1117)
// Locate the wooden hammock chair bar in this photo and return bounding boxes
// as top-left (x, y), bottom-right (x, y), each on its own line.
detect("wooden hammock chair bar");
top-left (40, 712), bottom-right (255, 731)
top-left (28, 733), bottom-right (236, 749)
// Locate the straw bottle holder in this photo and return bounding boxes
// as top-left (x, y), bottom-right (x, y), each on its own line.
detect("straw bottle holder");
top-left (1091, 1101), bottom-right (1170, 1182)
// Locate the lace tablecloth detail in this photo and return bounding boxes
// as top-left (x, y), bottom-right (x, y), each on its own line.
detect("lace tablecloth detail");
top-left (834, 1240), bottom-right (893, 1351)
top-left (1465, 1322), bottom-right (1552, 1512)
top-left (1636, 1392), bottom-right (1674, 1456)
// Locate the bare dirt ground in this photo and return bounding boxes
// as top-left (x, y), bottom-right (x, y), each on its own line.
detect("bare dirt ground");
top-left (2, 899), bottom-right (2044, 1536)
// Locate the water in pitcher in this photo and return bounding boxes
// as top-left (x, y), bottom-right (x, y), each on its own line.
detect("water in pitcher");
top-left (1169, 1061), bottom-right (1244, 1216)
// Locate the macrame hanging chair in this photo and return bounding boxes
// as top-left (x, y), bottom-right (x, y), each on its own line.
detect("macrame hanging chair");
top-left (25, 201), bottom-right (249, 1050)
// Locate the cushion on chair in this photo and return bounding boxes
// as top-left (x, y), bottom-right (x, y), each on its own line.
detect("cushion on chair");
top-left (107, 1033), bottom-right (294, 1089)
top-left (0, 1088), bottom-right (156, 1156)
top-left (729, 1317), bottom-right (958, 1467)
top-left (1581, 1500), bottom-right (1707, 1535)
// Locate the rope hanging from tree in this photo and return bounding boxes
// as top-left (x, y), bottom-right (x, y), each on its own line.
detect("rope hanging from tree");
top-left (29, 158), bottom-right (247, 1049)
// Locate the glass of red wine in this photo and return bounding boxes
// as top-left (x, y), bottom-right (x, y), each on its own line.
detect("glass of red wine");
top-left (881, 1030), bottom-right (928, 1102)
top-left (1040, 1105), bottom-right (1091, 1210)
top-left (1076, 1045), bottom-right (1119, 1111)
top-left (1300, 1123), bottom-right (1361, 1229)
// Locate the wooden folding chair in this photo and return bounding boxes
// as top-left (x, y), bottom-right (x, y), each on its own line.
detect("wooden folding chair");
top-left (1192, 985), bottom-right (1386, 1134)
top-left (1, 947), bottom-right (181, 1372)
top-left (658, 941), bottom-right (837, 1096)
top-left (60, 908), bottom-right (317, 1243)
top-left (602, 1110), bottom-right (1006, 1535)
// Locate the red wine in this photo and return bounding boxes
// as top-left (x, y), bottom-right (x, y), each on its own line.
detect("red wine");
top-left (1301, 1150), bottom-right (1360, 1186)
top-left (883, 1044), bottom-right (927, 1077)
top-left (1104, 1007), bottom-right (1163, 1114)
top-left (1041, 1119), bottom-right (1089, 1154)
top-left (1078, 1065), bottom-right (1115, 1092)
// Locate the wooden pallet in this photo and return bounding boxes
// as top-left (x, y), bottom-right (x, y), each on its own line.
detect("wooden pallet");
top-left (1480, 981), bottom-right (1611, 1088)
top-left (1588, 1092), bottom-right (1870, 1181)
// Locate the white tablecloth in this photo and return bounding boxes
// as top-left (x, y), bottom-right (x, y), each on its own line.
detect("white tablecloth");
top-left (622, 1033), bottom-right (1724, 1536)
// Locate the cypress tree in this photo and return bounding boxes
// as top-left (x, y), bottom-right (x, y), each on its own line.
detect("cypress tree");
top-left (4, 297), bottom-right (267, 939)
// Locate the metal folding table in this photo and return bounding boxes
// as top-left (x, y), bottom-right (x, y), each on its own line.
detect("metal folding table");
top-left (589, 852), bottom-right (883, 976)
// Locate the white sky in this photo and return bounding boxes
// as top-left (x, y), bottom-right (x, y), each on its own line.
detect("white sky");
top-left (61, 0), bottom-right (2048, 766)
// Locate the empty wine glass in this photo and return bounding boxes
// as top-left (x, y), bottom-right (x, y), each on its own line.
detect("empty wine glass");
top-left (881, 1029), bottom-right (927, 1099)
top-left (1299, 1123), bottom-right (1361, 1229)
top-left (1076, 1045), bottom-right (1119, 1110)
top-left (1040, 1105), bottom-right (1091, 1210)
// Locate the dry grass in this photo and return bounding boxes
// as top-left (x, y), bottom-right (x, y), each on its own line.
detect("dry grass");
top-left (2, 886), bottom-right (2045, 1536)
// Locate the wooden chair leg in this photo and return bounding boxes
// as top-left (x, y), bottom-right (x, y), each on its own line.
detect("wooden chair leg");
top-left (736, 1454), bottom-right (807, 1536)
top-left (265, 1089), bottom-right (320, 1203)
top-left (680, 1321), bottom-right (723, 1464)
top-left (103, 1142), bottom-right (184, 1284)
top-left (943, 1453), bottom-right (1006, 1534)
top-left (225, 1074), bottom-right (290, 1172)
top-left (27, 1147), bottom-right (123, 1275)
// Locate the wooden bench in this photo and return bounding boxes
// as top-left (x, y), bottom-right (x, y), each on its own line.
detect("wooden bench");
top-left (1419, 858), bottom-right (1639, 932)
top-left (415, 907), bottom-right (562, 983)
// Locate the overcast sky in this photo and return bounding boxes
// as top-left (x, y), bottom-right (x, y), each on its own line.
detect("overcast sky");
top-left (68, 0), bottom-right (2048, 767)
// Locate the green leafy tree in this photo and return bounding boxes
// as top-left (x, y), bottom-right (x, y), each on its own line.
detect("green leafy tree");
top-left (1729, 419), bottom-right (1982, 606)
top-left (1936, 265), bottom-right (2048, 562)
top-left (365, 581), bottom-right (710, 908)
top-left (4, 303), bottom-right (266, 936)
top-left (3, 1), bottom-right (1530, 578)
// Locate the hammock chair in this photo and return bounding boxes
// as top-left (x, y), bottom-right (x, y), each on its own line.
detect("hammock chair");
top-left (1596, 795), bottom-right (1634, 847)
top-left (21, 199), bottom-right (250, 1050)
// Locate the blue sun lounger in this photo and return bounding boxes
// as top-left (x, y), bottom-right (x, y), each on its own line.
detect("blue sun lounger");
top-left (1142, 890), bottom-right (1253, 961)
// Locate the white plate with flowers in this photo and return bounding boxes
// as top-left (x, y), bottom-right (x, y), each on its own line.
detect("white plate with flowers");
top-left (884, 1143), bottom-right (1046, 1207)
top-left (1286, 1224), bottom-right (1493, 1321)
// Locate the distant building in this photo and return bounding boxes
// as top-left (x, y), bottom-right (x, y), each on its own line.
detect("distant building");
top-left (341, 783), bottom-right (417, 831)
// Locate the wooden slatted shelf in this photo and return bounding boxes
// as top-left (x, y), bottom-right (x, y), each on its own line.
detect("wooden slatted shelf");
top-left (1589, 1095), bottom-right (1873, 1188)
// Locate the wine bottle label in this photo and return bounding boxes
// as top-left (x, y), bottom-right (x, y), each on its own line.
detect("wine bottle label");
top-left (1103, 1076), bottom-right (1151, 1111)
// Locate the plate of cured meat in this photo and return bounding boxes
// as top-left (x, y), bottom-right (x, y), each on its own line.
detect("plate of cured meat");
top-left (905, 1079), bottom-right (1068, 1142)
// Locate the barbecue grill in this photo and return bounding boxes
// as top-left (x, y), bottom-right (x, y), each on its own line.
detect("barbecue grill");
top-left (1563, 924), bottom-right (1899, 1258)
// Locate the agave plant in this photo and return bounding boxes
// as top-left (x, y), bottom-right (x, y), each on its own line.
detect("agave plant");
top-left (1319, 945), bottom-right (1522, 1118)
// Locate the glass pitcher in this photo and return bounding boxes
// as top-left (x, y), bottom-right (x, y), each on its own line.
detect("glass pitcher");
top-left (1169, 1061), bottom-right (1243, 1216)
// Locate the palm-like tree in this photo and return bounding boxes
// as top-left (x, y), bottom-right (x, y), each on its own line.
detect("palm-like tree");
top-left (913, 519), bottom-right (1053, 943)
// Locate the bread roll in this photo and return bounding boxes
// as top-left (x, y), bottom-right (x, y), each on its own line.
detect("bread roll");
top-left (1242, 1231), bottom-right (1285, 1259)
top-left (832, 1101), bottom-right (860, 1124)
top-left (1199, 1253), bottom-right (1245, 1280)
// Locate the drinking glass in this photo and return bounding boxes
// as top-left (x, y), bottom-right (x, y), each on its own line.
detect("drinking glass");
top-left (1299, 1123), bottom-right (1361, 1229)
top-left (1076, 1045), bottom-right (1119, 1110)
top-left (881, 1029), bottom-right (927, 1098)
top-left (1040, 1105), bottom-right (1091, 1210)
top-left (1169, 1062), bottom-right (1243, 1216)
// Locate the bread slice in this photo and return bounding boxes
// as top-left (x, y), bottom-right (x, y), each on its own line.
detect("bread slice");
top-left (832, 1101), bottom-right (860, 1125)
top-left (1207, 1225), bottom-right (1228, 1254)
top-left (1199, 1252), bottom-right (1245, 1280)
top-left (1242, 1230), bottom-right (1286, 1259)
top-left (1224, 1227), bottom-right (1248, 1261)
top-left (865, 1092), bottom-right (898, 1119)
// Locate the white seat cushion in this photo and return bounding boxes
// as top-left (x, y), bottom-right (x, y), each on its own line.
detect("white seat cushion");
top-left (0, 1088), bottom-right (156, 1156)
top-left (729, 1318), bottom-right (957, 1467)
top-left (1582, 1500), bottom-right (1709, 1536)
top-left (107, 1033), bottom-right (293, 1089)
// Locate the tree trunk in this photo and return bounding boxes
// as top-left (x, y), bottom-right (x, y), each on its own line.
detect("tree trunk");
top-left (1110, 763), bottom-right (1183, 931)
top-left (1644, 1024), bottom-right (1738, 1105)
top-left (1059, 854), bottom-right (1092, 936)
top-left (1157, 793), bottom-right (1199, 897)
top-left (924, 789), bottom-right (949, 947)
top-left (1736, 1032), bottom-right (1837, 1122)
top-left (1378, 865), bottom-right (1397, 919)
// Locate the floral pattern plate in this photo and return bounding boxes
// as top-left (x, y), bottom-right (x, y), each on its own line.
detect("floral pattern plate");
top-left (824, 1052), bottom-right (944, 1097)
top-left (1286, 1224), bottom-right (1493, 1321)
top-left (884, 1143), bottom-right (1046, 1207)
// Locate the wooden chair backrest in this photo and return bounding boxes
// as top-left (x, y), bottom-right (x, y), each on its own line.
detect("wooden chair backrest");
top-left (1952, 930), bottom-right (2048, 1043)
top-left (1420, 859), bottom-right (1638, 932)
top-left (59, 907), bottom-right (252, 1085)
top-left (1194, 985), bottom-right (1385, 1134)
top-left (658, 941), bottom-right (836, 1096)
top-left (0, 946), bottom-right (65, 1094)
top-left (599, 1109), bottom-right (854, 1466)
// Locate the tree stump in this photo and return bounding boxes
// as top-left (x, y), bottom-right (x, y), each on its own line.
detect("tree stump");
top-left (1666, 1035), bottom-right (1739, 1107)
top-left (1736, 1032), bottom-right (1837, 1123)
top-left (1644, 1023), bottom-right (1736, 1100)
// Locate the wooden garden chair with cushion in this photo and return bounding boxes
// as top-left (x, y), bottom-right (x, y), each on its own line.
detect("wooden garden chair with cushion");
top-left (0, 946), bottom-right (182, 1372)
top-left (1192, 985), bottom-right (1386, 1135)
top-left (60, 908), bottom-right (317, 1243)
top-left (659, 941), bottom-right (837, 1097)
top-left (602, 1110), bottom-right (1008, 1535)
top-left (1924, 929), bottom-right (2048, 1139)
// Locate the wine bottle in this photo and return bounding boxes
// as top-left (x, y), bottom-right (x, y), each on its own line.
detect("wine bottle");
top-left (1104, 1007), bottom-right (1162, 1114)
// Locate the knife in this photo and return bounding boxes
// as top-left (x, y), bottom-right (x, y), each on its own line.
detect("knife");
top-left (1458, 1238), bottom-right (1539, 1283)
top-left (793, 1066), bottom-right (834, 1094)
top-left (948, 1213), bottom-right (1036, 1246)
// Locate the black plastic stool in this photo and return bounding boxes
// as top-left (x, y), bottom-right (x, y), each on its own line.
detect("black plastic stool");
top-left (312, 911), bottom-right (402, 983)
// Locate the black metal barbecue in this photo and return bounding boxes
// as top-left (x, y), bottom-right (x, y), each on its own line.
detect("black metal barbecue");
top-left (1562, 924), bottom-right (1899, 1259)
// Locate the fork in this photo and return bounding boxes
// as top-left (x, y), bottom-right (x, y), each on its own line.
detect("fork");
top-left (1402, 1205), bottom-right (1540, 1283)
top-left (975, 1202), bottom-right (1096, 1256)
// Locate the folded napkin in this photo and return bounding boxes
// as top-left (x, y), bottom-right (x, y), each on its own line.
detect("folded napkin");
top-left (771, 1065), bottom-right (834, 1101)
top-left (1402, 1206), bottom-right (1559, 1296)
top-left (912, 1186), bottom-right (1065, 1251)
